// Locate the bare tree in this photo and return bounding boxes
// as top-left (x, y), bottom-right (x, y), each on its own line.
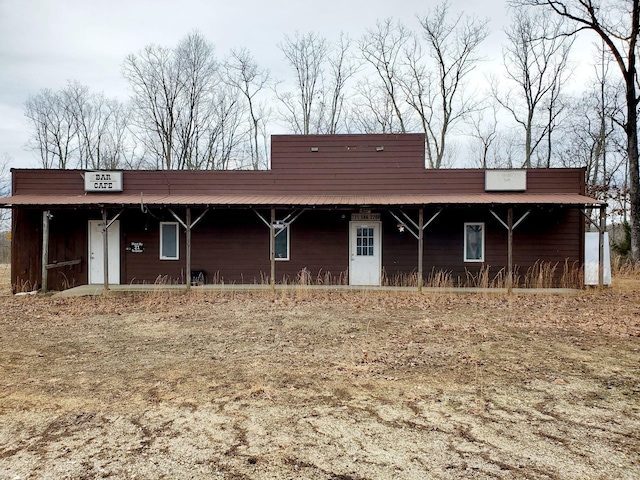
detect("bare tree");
top-left (407, 1), bottom-right (489, 168)
top-left (359, 19), bottom-right (413, 133)
top-left (347, 78), bottom-right (401, 133)
top-left (558, 47), bottom-right (626, 204)
top-left (124, 32), bottom-right (244, 170)
top-left (320, 34), bottom-right (359, 134)
top-left (64, 81), bottom-right (131, 169)
top-left (0, 153), bottom-right (10, 262)
top-left (201, 85), bottom-right (245, 170)
top-left (467, 102), bottom-right (500, 168)
top-left (224, 48), bottom-right (271, 169)
top-left (276, 32), bottom-right (329, 134)
top-left (0, 152), bottom-right (10, 221)
top-left (123, 42), bottom-right (182, 169)
top-left (174, 32), bottom-right (219, 170)
top-left (24, 88), bottom-right (77, 168)
top-left (492, 9), bottom-right (573, 168)
top-left (514, 0), bottom-right (640, 261)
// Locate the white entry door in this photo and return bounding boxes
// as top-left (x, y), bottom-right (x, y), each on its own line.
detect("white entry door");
top-left (349, 221), bottom-right (382, 286)
top-left (88, 220), bottom-right (120, 285)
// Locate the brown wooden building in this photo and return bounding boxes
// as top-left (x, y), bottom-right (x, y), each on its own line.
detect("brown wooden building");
top-left (0, 134), bottom-right (606, 292)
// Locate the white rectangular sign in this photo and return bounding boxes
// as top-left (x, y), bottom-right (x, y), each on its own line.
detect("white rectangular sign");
top-left (84, 171), bottom-right (123, 192)
top-left (485, 170), bottom-right (527, 191)
top-left (584, 232), bottom-right (611, 285)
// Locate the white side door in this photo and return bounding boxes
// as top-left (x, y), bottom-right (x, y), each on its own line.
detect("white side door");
top-left (88, 220), bottom-right (120, 285)
top-left (349, 221), bottom-right (382, 286)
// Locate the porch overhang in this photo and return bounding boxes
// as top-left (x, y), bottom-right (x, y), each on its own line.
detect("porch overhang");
top-left (0, 192), bottom-right (605, 209)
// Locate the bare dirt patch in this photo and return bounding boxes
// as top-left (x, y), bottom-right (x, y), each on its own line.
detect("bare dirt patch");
top-left (1, 283), bottom-right (639, 479)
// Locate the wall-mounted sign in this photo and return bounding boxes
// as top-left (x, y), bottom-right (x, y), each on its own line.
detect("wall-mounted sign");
top-left (84, 171), bottom-right (123, 192)
top-left (351, 213), bottom-right (381, 221)
top-left (485, 170), bottom-right (527, 192)
top-left (130, 242), bottom-right (144, 253)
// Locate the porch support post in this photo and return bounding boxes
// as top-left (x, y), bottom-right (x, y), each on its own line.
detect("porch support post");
top-left (102, 207), bottom-right (109, 294)
top-left (598, 206), bottom-right (606, 288)
top-left (507, 207), bottom-right (513, 294)
top-left (41, 210), bottom-right (50, 293)
top-left (270, 208), bottom-right (276, 291)
top-left (186, 207), bottom-right (192, 290)
top-left (418, 208), bottom-right (424, 291)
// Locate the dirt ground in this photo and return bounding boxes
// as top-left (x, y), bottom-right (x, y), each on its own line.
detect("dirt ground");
top-left (0, 266), bottom-right (639, 479)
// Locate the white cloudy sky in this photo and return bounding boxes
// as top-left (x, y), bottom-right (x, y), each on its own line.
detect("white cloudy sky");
top-left (0, 0), bottom-right (586, 170)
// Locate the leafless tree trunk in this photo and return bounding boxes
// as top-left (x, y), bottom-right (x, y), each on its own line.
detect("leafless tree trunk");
top-left (276, 32), bottom-right (328, 135)
top-left (224, 48), bottom-right (271, 169)
top-left (467, 103), bottom-right (499, 168)
top-left (124, 32), bottom-right (243, 170)
top-left (493, 9), bottom-right (573, 169)
top-left (359, 19), bottom-right (412, 134)
top-left (174, 32), bottom-right (219, 170)
top-left (25, 88), bottom-right (77, 168)
top-left (322, 34), bottom-right (358, 134)
top-left (64, 81), bottom-right (130, 169)
top-left (123, 43), bottom-right (181, 169)
top-left (201, 86), bottom-right (244, 170)
top-left (558, 47), bottom-right (626, 210)
top-left (347, 78), bottom-right (399, 133)
top-left (408, 1), bottom-right (489, 168)
top-left (514, 0), bottom-right (640, 261)
top-left (0, 153), bottom-right (11, 233)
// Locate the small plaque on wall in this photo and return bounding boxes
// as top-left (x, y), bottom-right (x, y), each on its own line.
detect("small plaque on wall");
top-left (130, 242), bottom-right (144, 253)
top-left (351, 213), bottom-right (381, 221)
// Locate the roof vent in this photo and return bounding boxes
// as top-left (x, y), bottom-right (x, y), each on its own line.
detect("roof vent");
top-left (311, 147), bottom-right (319, 152)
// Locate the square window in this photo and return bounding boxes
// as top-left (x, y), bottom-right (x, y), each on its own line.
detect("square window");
top-left (355, 225), bottom-right (375, 256)
top-left (464, 223), bottom-right (484, 262)
top-left (160, 222), bottom-right (179, 260)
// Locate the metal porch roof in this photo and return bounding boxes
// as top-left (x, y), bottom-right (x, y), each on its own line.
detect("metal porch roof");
top-left (0, 192), bottom-right (605, 208)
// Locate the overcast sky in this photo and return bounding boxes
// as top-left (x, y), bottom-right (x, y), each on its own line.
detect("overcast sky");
top-left (1, 0), bottom-right (522, 169)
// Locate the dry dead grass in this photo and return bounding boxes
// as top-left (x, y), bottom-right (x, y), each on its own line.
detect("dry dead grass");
top-left (0, 270), bottom-right (639, 479)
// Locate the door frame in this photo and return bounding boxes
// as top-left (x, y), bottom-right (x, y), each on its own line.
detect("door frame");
top-left (349, 221), bottom-right (382, 286)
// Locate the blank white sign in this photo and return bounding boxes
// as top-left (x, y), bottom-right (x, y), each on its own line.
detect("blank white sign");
top-left (584, 232), bottom-right (611, 285)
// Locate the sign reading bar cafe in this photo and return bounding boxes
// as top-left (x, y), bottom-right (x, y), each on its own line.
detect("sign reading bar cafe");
top-left (84, 171), bottom-right (123, 192)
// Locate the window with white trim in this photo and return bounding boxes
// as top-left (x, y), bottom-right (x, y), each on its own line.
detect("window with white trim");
top-left (464, 223), bottom-right (484, 262)
top-left (274, 224), bottom-right (290, 261)
top-left (160, 222), bottom-right (179, 260)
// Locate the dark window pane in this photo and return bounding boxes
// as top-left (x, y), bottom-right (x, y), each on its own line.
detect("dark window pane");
top-left (275, 228), bottom-right (288, 259)
top-left (161, 223), bottom-right (177, 259)
top-left (465, 224), bottom-right (483, 260)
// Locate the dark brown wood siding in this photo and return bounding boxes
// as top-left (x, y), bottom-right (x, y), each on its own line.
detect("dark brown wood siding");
top-left (12, 209), bottom-right (42, 291)
top-left (10, 134), bottom-right (585, 198)
top-left (10, 204), bottom-right (583, 290)
top-left (11, 166), bottom-right (586, 196)
top-left (12, 209), bottom-right (90, 292)
top-left (423, 206), bottom-right (582, 285)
